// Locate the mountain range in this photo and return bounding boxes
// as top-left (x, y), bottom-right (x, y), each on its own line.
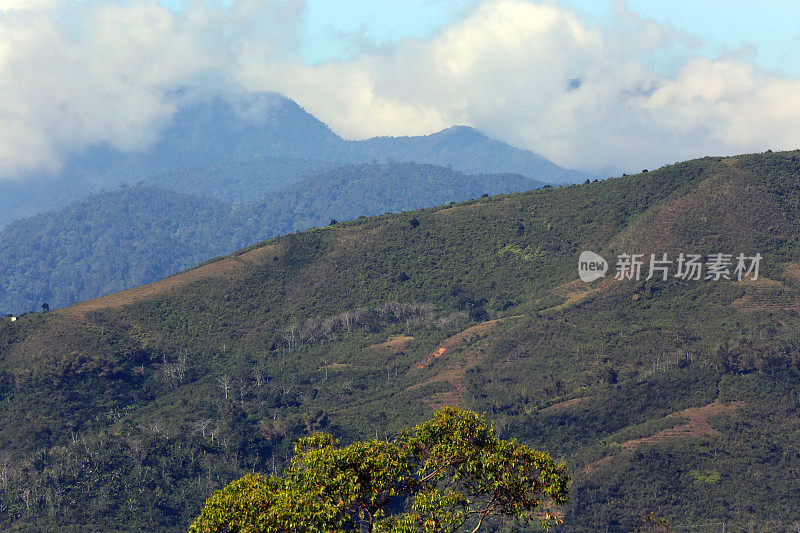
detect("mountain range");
top-left (0, 162), bottom-right (541, 313)
top-left (1, 150), bottom-right (799, 530)
top-left (0, 92), bottom-right (582, 314)
top-left (0, 92), bottom-right (583, 226)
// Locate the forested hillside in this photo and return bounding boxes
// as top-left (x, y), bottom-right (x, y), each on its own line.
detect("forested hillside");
top-left (0, 162), bottom-right (542, 313)
top-left (1, 151), bottom-right (799, 530)
top-left (145, 157), bottom-right (338, 203)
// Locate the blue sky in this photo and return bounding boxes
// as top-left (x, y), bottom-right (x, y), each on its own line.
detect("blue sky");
top-left (297, 0), bottom-right (475, 63)
top-left (599, 0), bottom-right (800, 77)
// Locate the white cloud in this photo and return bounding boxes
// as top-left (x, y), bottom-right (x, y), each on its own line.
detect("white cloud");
top-left (0, 0), bottom-right (63, 11)
top-left (2, 0), bottom-right (800, 178)
top-left (0, 1), bottom-right (209, 176)
top-left (0, 0), bottom-right (301, 178)
top-left (236, 0), bottom-right (800, 173)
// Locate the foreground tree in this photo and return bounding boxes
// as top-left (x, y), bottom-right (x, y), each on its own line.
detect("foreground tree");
top-left (190, 407), bottom-right (569, 532)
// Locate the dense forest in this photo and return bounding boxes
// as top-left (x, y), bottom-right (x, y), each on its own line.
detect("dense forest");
top-left (1, 151), bottom-right (799, 530)
top-left (0, 162), bottom-right (542, 313)
top-left (146, 157), bottom-right (338, 203)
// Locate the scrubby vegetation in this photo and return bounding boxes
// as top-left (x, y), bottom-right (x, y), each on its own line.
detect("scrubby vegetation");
top-left (1, 151), bottom-right (800, 530)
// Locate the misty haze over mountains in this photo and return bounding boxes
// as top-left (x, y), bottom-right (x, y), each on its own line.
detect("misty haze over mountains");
top-left (0, 92), bottom-right (582, 314)
top-left (0, 92), bottom-right (585, 226)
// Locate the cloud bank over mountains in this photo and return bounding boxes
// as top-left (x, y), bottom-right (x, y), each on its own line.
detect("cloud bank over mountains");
top-left (2, 0), bottom-right (799, 178)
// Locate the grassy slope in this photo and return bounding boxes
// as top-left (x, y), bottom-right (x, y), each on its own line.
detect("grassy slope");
top-left (1, 151), bottom-right (800, 530)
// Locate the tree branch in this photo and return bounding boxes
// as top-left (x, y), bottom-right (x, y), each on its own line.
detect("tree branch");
top-left (469, 493), bottom-right (499, 533)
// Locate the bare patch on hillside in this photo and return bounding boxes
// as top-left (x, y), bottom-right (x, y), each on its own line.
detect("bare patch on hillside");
top-left (541, 397), bottom-right (588, 413)
top-left (410, 317), bottom-right (520, 408)
top-left (416, 317), bottom-right (516, 369)
top-left (550, 279), bottom-right (612, 311)
top-left (732, 279), bottom-right (800, 311)
top-left (335, 225), bottom-right (381, 249)
top-left (783, 262), bottom-right (800, 284)
top-left (5, 314), bottom-right (99, 372)
top-left (368, 335), bottom-right (414, 354)
top-left (61, 244), bottom-right (278, 316)
top-left (319, 363), bottom-right (354, 371)
top-left (434, 202), bottom-right (482, 217)
top-left (422, 390), bottom-right (463, 411)
top-left (587, 401), bottom-right (744, 472)
top-left (622, 401), bottom-right (743, 444)
top-left (610, 165), bottom-right (787, 254)
top-left (734, 276), bottom-right (785, 289)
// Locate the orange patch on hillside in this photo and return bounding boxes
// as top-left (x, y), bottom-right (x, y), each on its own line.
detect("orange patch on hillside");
top-left (410, 317), bottom-right (521, 409)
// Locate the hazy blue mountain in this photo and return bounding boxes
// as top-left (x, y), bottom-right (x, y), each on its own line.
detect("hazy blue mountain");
top-left (340, 125), bottom-right (583, 183)
top-left (0, 162), bottom-right (543, 313)
top-left (0, 92), bottom-right (583, 225)
top-left (0, 93), bottom-right (339, 224)
top-left (145, 158), bottom-right (338, 203)
top-left (256, 161), bottom-right (544, 234)
top-left (0, 187), bottom-right (239, 314)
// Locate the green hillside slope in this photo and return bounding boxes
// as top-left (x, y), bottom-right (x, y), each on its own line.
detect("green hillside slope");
top-left (0, 162), bottom-right (541, 314)
top-left (1, 151), bottom-right (799, 531)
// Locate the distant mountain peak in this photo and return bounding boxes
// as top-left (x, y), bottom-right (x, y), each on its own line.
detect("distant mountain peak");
top-left (0, 91), bottom-right (584, 226)
top-left (430, 125), bottom-right (490, 144)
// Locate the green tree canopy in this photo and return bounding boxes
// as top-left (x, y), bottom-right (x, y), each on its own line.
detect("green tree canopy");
top-left (190, 407), bottom-right (569, 532)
